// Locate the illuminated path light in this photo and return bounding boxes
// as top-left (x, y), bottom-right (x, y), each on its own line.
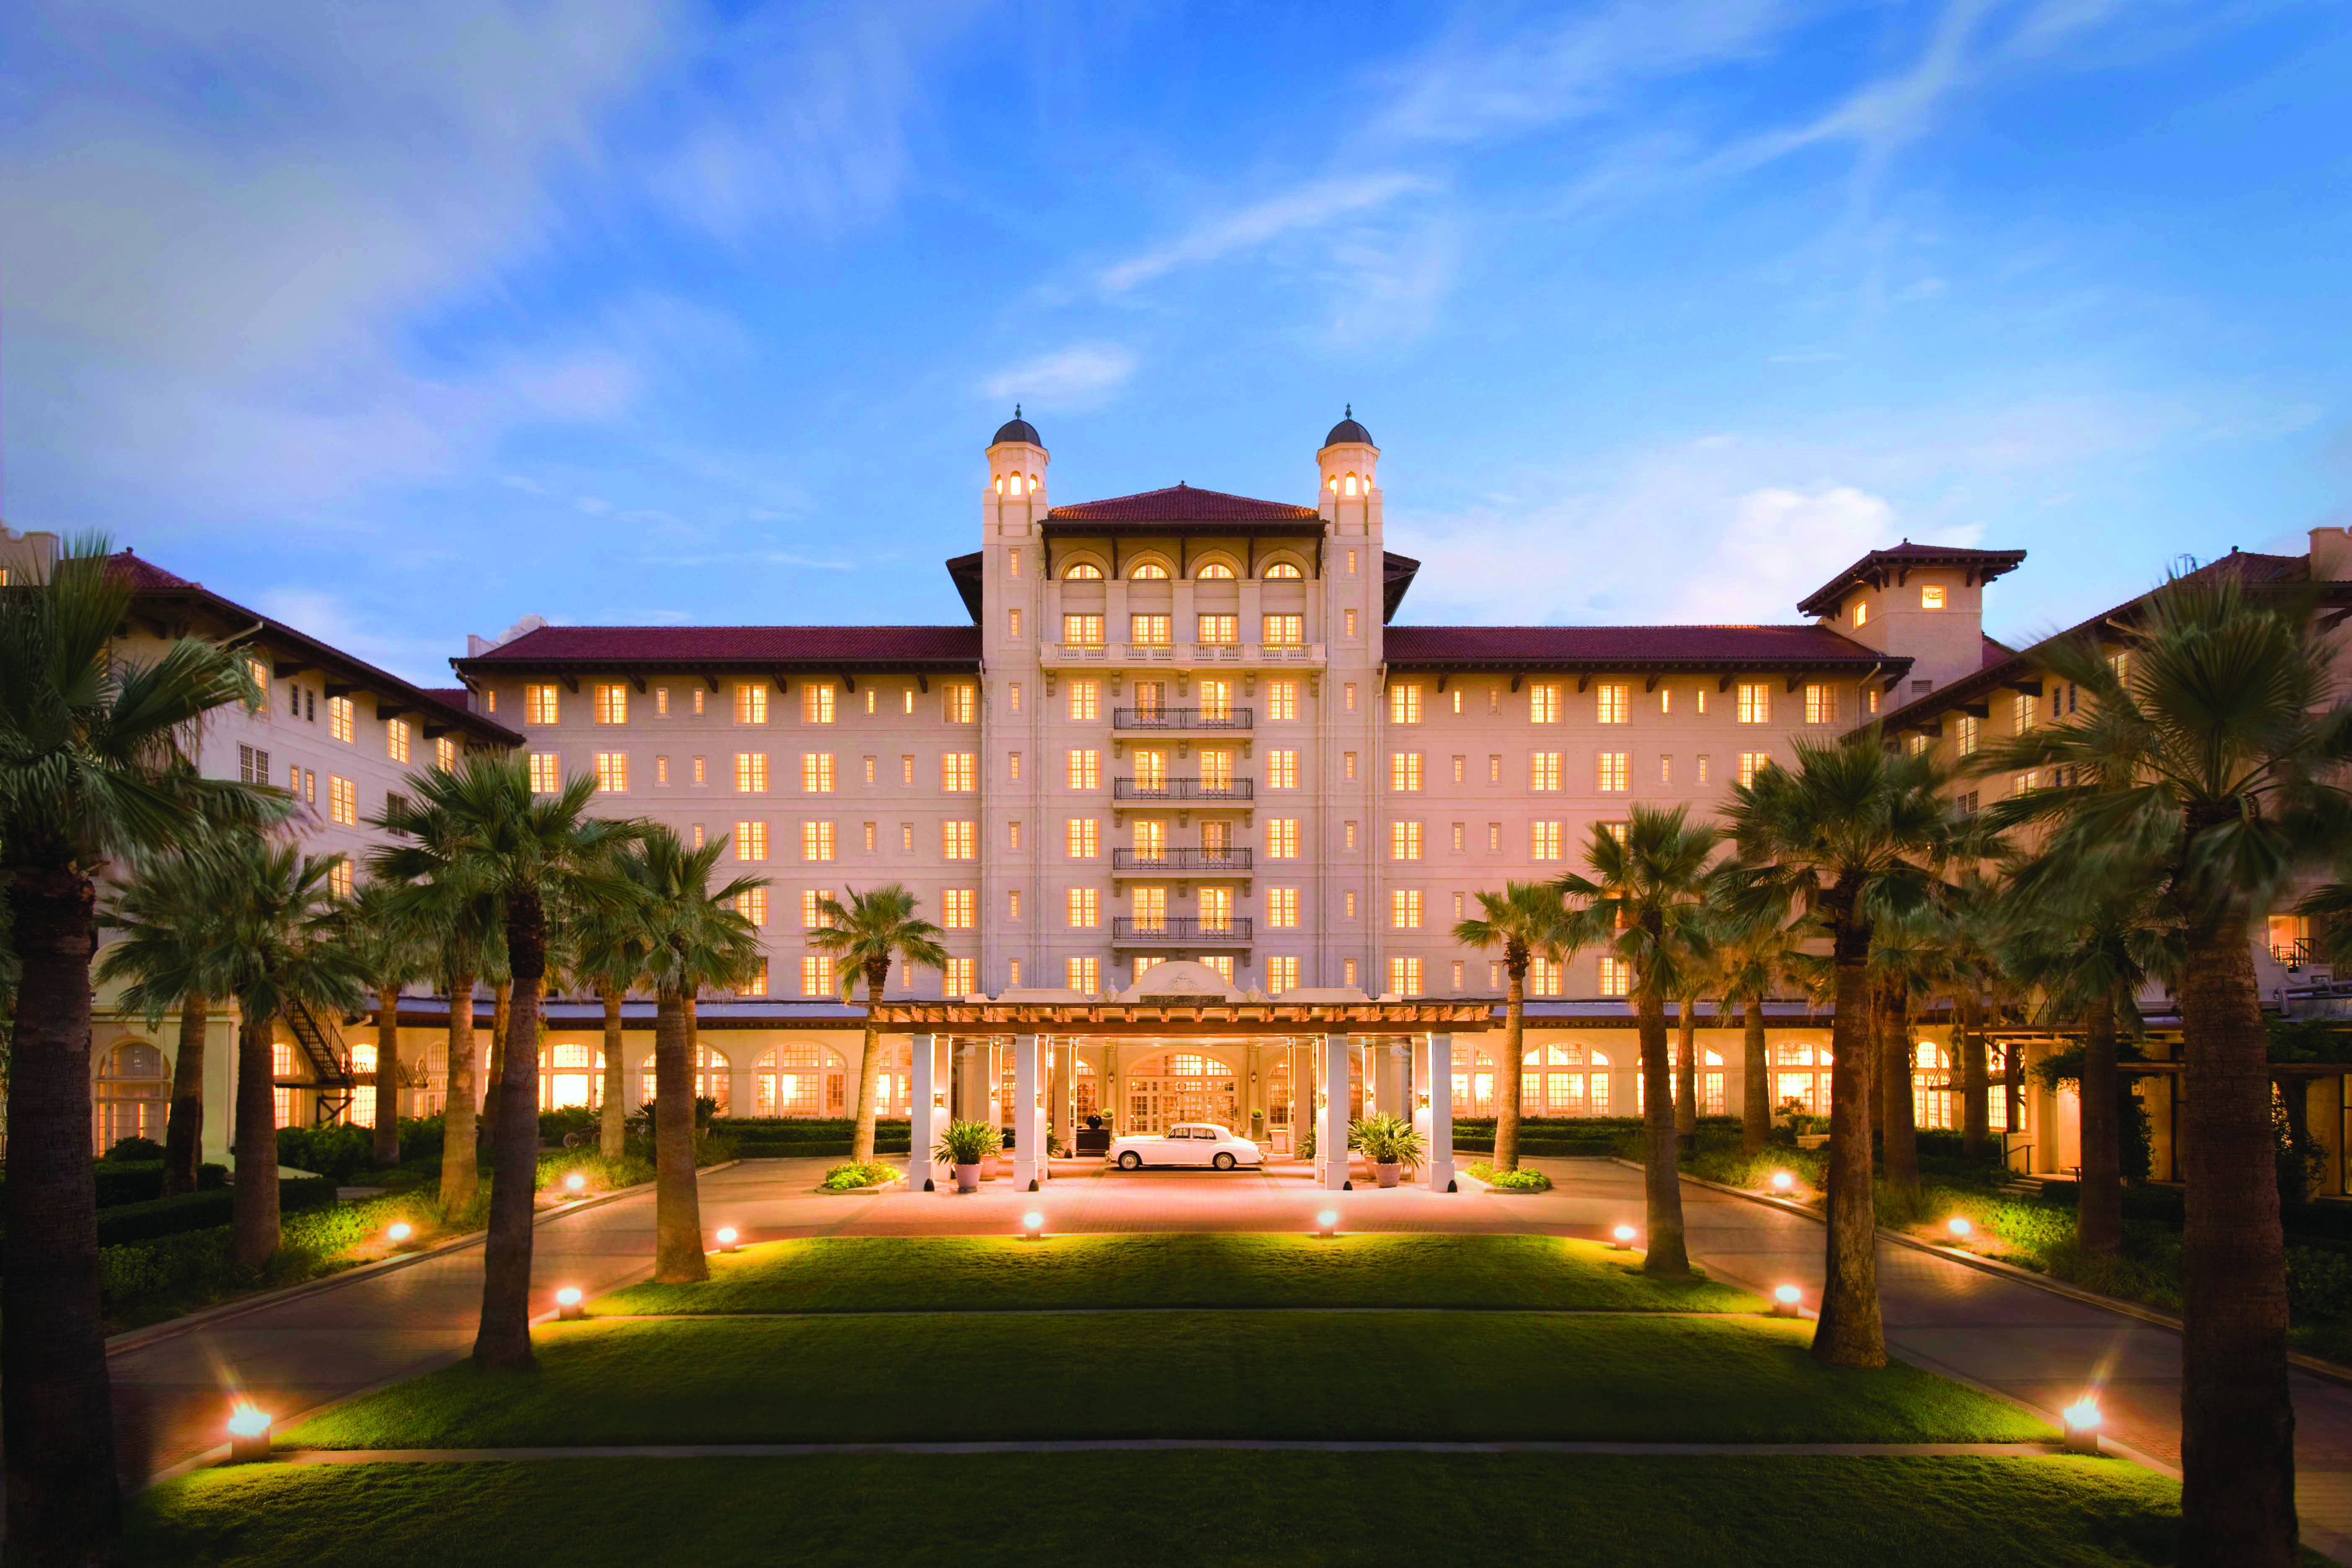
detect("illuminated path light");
top-left (556, 1287), bottom-right (584, 1322)
top-left (1315, 1210), bottom-right (1339, 1238)
top-left (1769, 1171), bottom-right (1795, 1193)
top-left (1021, 1212), bottom-right (1046, 1240)
top-left (1773, 1285), bottom-right (1802, 1318)
top-left (1947, 1217), bottom-right (1974, 1240)
top-left (225, 1403), bottom-right (272, 1463)
top-left (385, 1221), bottom-right (412, 1244)
top-left (564, 1172), bottom-right (588, 1194)
top-left (2063, 1396), bottom-right (2103, 1455)
top-left (714, 1227), bottom-right (739, 1253)
top-left (1610, 1225), bottom-right (1637, 1251)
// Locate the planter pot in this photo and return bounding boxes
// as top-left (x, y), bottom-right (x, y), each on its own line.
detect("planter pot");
top-left (954, 1162), bottom-right (982, 1194)
top-left (1375, 1161), bottom-right (1402, 1189)
top-left (980, 1153), bottom-right (1001, 1180)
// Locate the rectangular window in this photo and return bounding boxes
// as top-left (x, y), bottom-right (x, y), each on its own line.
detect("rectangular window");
top-left (1696, 755), bottom-right (1711, 786)
top-left (802, 683), bottom-right (836, 724)
top-left (1267, 887), bottom-right (1300, 928)
top-left (1130, 613), bottom-right (1171, 646)
top-left (1067, 887), bottom-right (1099, 928)
top-left (1595, 683), bottom-right (1629, 724)
top-left (1007, 608), bottom-right (1022, 640)
top-left (1596, 751), bottom-right (1629, 792)
top-left (328, 775), bottom-right (357, 825)
top-left (1389, 683), bottom-right (1423, 723)
top-left (802, 888), bottom-right (831, 927)
top-left (1390, 820), bottom-right (1423, 861)
top-left (1804, 683), bottom-right (1839, 725)
top-left (1067, 956), bottom-right (1100, 993)
top-left (803, 753), bottom-right (835, 793)
top-left (329, 860), bottom-right (354, 900)
top-left (2014, 691), bottom-right (2039, 733)
top-left (1389, 956), bottom-right (1423, 995)
top-left (1344, 891), bottom-right (1357, 919)
top-left (1007, 821), bottom-right (1022, 851)
top-left (594, 752), bottom-right (628, 793)
top-left (1267, 750), bottom-right (1299, 789)
top-left (737, 821), bottom-right (768, 861)
top-left (1266, 819), bottom-right (1299, 859)
top-left (803, 820), bottom-right (836, 861)
top-left (1921, 584), bottom-right (1947, 609)
top-left (386, 718), bottom-right (411, 764)
top-left (1738, 751), bottom-right (1771, 786)
top-left (740, 959), bottom-right (768, 997)
top-left (942, 820), bottom-right (977, 859)
top-left (737, 887), bottom-right (767, 927)
top-left (1068, 679), bottom-right (1100, 722)
top-left (1267, 955), bottom-right (1300, 993)
top-left (1008, 548), bottom-right (1021, 578)
top-left (594, 683), bottom-right (628, 725)
top-left (1343, 959), bottom-right (1359, 988)
top-left (1344, 683), bottom-right (1357, 712)
top-left (941, 753), bottom-right (977, 792)
top-left (1344, 752), bottom-right (1357, 781)
top-left (902, 755), bottom-right (915, 784)
top-left (943, 888), bottom-right (976, 928)
top-left (1008, 889), bottom-right (1023, 921)
top-left (1197, 614), bottom-right (1238, 645)
top-left (528, 753), bottom-right (560, 794)
top-left (435, 736), bottom-right (456, 772)
top-left (527, 684), bottom-right (560, 725)
top-left (1344, 608), bottom-right (1358, 638)
top-left (1955, 714), bottom-right (1980, 756)
top-left (1067, 749), bottom-right (1100, 789)
top-left (1390, 889), bottom-right (1422, 929)
top-left (1598, 956), bottom-right (1631, 997)
top-left (1529, 683), bottom-right (1562, 724)
top-left (237, 743), bottom-right (271, 784)
top-left (736, 753), bottom-right (768, 792)
top-left (1531, 821), bottom-right (1563, 861)
top-left (1064, 614), bottom-right (1105, 647)
top-left (802, 955), bottom-right (830, 998)
top-left (1530, 752), bottom-right (1562, 792)
top-left (1390, 752), bottom-right (1422, 791)
top-left (1736, 682), bottom-right (1770, 725)
top-left (1263, 614), bottom-right (1304, 647)
top-left (735, 683), bottom-right (768, 725)
top-left (1659, 754), bottom-right (1672, 786)
top-left (944, 957), bottom-right (976, 995)
top-left (1009, 683), bottom-right (1021, 713)
top-left (1452, 756), bottom-right (1465, 784)
top-left (692, 756), bottom-right (707, 786)
top-left (1131, 886), bottom-right (1167, 928)
top-left (1451, 823), bottom-right (1465, 853)
top-left (692, 824), bottom-right (705, 849)
top-left (1066, 818), bottom-right (1100, 858)
top-left (655, 687), bottom-right (669, 717)
top-left (694, 688), bottom-right (706, 716)
top-left (1267, 680), bottom-right (1299, 721)
top-left (1345, 820), bottom-right (1358, 851)
top-left (944, 683), bottom-right (977, 724)
top-left (1529, 957), bottom-right (1561, 997)
top-left (328, 695), bottom-right (355, 744)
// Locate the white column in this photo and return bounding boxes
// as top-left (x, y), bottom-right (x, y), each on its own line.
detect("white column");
top-left (1014, 1032), bottom-right (1042, 1191)
top-left (1323, 1031), bottom-right (1352, 1191)
top-left (908, 1034), bottom-right (943, 1191)
top-left (1426, 1032), bottom-right (1455, 1192)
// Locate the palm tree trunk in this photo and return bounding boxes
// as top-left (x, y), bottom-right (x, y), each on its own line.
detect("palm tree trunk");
top-left (481, 978), bottom-right (512, 1146)
top-left (1882, 985), bottom-right (1920, 1198)
top-left (232, 997), bottom-right (281, 1267)
top-left (652, 990), bottom-right (708, 1283)
top-left (0, 859), bottom-right (121, 1562)
top-left (1867, 977), bottom-right (1887, 1143)
top-left (851, 967), bottom-right (886, 1164)
top-left (1674, 999), bottom-right (1698, 1152)
top-left (475, 907), bottom-right (544, 1372)
top-left (161, 992), bottom-right (209, 1197)
top-left (438, 972), bottom-right (479, 1214)
top-left (372, 983), bottom-right (402, 1167)
top-left (1814, 906), bottom-right (1885, 1367)
top-left (1637, 981), bottom-right (1691, 1277)
top-left (1494, 964), bottom-right (1526, 1169)
top-left (1960, 996), bottom-right (1990, 1160)
top-left (1741, 996), bottom-right (1769, 1156)
top-left (2077, 988), bottom-right (2125, 1257)
top-left (2177, 912), bottom-right (2295, 1567)
top-left (598, 982), bottom-right (627, 1161)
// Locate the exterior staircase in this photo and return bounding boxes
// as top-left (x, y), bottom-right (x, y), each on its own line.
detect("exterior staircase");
top-left (280, 998), bottom-right (356, 1125)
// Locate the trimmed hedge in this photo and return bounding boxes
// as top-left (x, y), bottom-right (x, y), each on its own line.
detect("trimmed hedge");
top-left (93, 1176), bottom-right (339, 1248)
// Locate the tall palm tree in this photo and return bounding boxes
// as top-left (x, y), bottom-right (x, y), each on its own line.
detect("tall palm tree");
top-left (1559, 806), bottom-right (1721, 1278)
top-left (213, 840), bottom-right (370, 1264)
top-left (371, 756), bottom-right (637, 1371)
top-left (1865, 907), bottom-right (1950, 1200)
top-left (1714, 905), bottom-right (1805, 1155)
top-left (808, 886), bottom-right (948, 1166)
top-left (1725, 730), bottom-right (1951, 1367)
top-left (343, 877), bottom-right (436, 1166)
top-left (625, 827), bottom-right (764, 1283)
top-left (1933, 869), bottom-right (2013, 1161)
top-left (97, 849), bottom-right (241, 1195)
top-left (1451, 880), bottom-right (1575, 1170)
top-left (0, 536), bottom-right (282, 1562)
top-left (1670, 963), bottom-right (1708, 1154)
top-left (569, 895), bottom-right (652, 1161)
top-left (1979, 572), bottom-right (2352, 1566)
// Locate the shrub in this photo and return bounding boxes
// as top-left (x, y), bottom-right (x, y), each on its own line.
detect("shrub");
top-left (105, 1135), bottom-right (165, 1163)
top-left (275, 1122), bottom-right (379, 1182)
top-left (1463, 1162), bottom-right (1551, 1192)
top-left (820, 1161), bottom-right (900, 1191)
top-left (87, 1176), bottom-right (338, 1248)
top-left (88, 1160), bottom-right (227, 1207)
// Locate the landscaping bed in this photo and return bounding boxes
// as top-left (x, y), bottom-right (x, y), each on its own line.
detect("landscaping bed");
top-left (594, 1233), bottom-right (1759, 1316)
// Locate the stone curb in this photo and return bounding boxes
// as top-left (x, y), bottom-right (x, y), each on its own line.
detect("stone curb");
top-left (262, 1438), bottom-right (2081, 1465)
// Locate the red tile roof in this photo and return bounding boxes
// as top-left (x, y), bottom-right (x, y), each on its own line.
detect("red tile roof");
top-left (452, 624), bottom-right (982, 670)
top-left (1795, 542), bottom-right (2029, 618)
top-left (106, 551), bottom-right (198, 591)
top-left (1047, 484), bottom-right (1320, 525)
top-left (1383, 623), bottom-right (1901, 670)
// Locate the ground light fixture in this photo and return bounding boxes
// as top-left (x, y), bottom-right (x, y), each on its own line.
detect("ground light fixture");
top-left (225, 1403), bottom-right (272, 1463)
top-left (715, 1227), bottom-right (740, 1253)
top-left (1315, 1210), bottom-right (1339, 1238)
top-left (1611, 1225), bottom-right (1637, 1251)
top-left (385, 1221), bottom-right (412, 1244)
top-left (1947, 1216), bottom-right (1974, 1240)
top-left (1021, 1211), bottom-right (1046, 1240)
top-left (1772, 1285), bottom-right (1802, 1318)
top-left (2063, 1395), bottom-right (2103, 1455)
top-left (564, 1172), bottom-right (587, 1194)
top-left (556, 1286), bottom-right (584, 1322)
top-left (1769, 1171), bottom-right (1795, 1193)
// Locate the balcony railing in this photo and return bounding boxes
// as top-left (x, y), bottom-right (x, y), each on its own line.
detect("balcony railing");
top-left (1112, 916), bottom-right (1255, 944)
top-left (1112, 707), bottom-right (1254, 730)
top-left (1112, 848), bottom-right (1254, 872)
top-left (1112, 778), bottom-right (1254, 802)
top-left (2272, 937), bottom-right (2315, 965)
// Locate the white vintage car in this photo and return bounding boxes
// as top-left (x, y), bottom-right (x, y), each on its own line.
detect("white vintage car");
top-left (1107, 1122), bottom-right (1263, 1171)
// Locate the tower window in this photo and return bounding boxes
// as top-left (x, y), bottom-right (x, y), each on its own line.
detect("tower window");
top-left (1921, 584), bottom-right (1946, 609)
top-left (1853, 601), bottom-right (1870, 627)
top-left (1343, 472), bottom-right (1359, 496)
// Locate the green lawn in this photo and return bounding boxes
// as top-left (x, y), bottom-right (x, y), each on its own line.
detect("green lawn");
top-left (593, 1232), bottom-right (1763, 1316)
top-left (284, 1311), bottom-right (2053, 1449)
top-left (130, 1453), bottom-right (2182, 1568)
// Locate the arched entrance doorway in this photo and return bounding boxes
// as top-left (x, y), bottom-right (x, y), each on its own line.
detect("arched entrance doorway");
top-left (1123, 1050), bottom-right (1241, 1133)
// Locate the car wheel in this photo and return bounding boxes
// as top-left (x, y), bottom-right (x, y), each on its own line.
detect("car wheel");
top-left (1117, 1151), bottom-right (1142, 1170)
top-left (1213, 1152), bottom-right (1236, 1171)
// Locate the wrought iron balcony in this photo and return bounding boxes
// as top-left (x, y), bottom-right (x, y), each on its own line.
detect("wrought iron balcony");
top-left (1112, 778), bottom-right (1254, 802)
top-left (1112, 916), bottom-right (1255, 945)
top-left (1111, 847), bottom-right (1254, 872)
top-left (1112, 707), bottom-right (1254, 731)
top-left (2272, 937), bottom-right (2315, 966)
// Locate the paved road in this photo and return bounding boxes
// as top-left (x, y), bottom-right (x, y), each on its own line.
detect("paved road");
top-left (93, 1153), bottom-right (2352, 1563)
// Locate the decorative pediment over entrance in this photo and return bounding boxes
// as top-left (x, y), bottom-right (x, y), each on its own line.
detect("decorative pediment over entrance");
top-left (1117, 959), bottom-right (1244, 1005)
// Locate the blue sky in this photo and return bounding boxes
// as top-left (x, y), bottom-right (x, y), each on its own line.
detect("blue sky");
top-left (3, 0), bottom-right (2345, 685)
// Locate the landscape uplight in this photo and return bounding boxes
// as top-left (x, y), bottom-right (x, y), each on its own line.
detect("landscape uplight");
top-left (386, 1221), bottom-right (413, 1244)
top-left (1021, 1211), bottom-right (1045, 1240)
top-left (2063, 1395), bottom-right (2103, 1455)
top-left (1315, 1210), bottom-right (1339, 1238)
top-left (1611, 1225), bottom-right (1637, 1252)
top-left (225, 1403), bottom-right (272, 1463)
top-left (564, 1172), bottom-right (587, 1194)
top-left (1947, 1216), bottom-right (1974, 1240)
top-left (1772, 1284), bottom-right (1802, 1318)
top-left (556, 1286), bottom-right (584, 1322)
top-left (715, 1227), bottom-right (740, 1253)
top-left (1769, 1171), bottom-right (1795, 1193)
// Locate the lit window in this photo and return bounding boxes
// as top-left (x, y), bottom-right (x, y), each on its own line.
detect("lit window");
top-left (386, 718), bottom-right (411, 764)
top-left (529, 754), bottom-right (560, 794)
top-left (1529, 683), bottom-right (1562, 724)
top-left (658, 755), bottom-right (671, 784)
top-left (1390, 889), bottom-right (1422, 929)
top-left (740, 959), bottom-right (768, 998)
top-left (2014, 692), bottom-right (2039, 733)
top-left (435, 736), bottom-right (456, 771)
top-left (1065, 562), bottom-right (1102, 580)
top-left (941, 753), bottom-right (977, 792)
top-left (802, 683), bottom-right (835, 724)
top-left (737, 821), bottom-right (768, 861)
top-left (1344, 821), bottom-right (1358, 851)
top-left (803, 821), bottom-right (836, 861)
top-left (1595, 683), bottom-right (1629, 724)
top-left (1068, 888), bottom-right (1099, 928)
top-left (327, 695), bottom-right (354, 744)
top-left (1196, 561), bottom-right (1235, 580)
top-left (1266, 819), bottom-right (1300, 859)
top-left (802, 888), bottom-right (833, 927)
top-left (1598, 820), bottom-right (1628, 844)
top-left (656, 687), bottom-right (669, 716)
top-left (1068, 956), bottom-right (1101, 992)
top-left (527, 684), bottom-right (560, 725)
top-left (1390, 820), bottom-right (1423, 861)
top-left (1736, 683), bottom-right (1770, 725)
top-left (943, 821), bottom-right (977, 859)
top-left (1390, 956), bottom-right (1423, 995)
top-left (329, 860), bottom-right (354, 900)
top-left (1007, 821), bottom-right (1023, 851)
top-left (802, 956), bottom-right (830, 998)
top-left (944, 684), bottom-right (977, 724)
top-left (1921, 584), bottom-right (1946, 609)
top-left (693, 756), bottom-right (707, 786)
top-left (943, 889), bottom-right (975, 929)
top-left (2014, 771), bottom-right (2041, 795)
top-left (1696, 755), bottom-right (1710, 785)
top-left (1197, 614), bottom-right (1238, 646)
top-left (594, 752), bottom-right (628, 793)
top-left (1531, 821), bottom-right (1563, 861)
top-left (1264, 562), bottom-right (1302, 580)
top-left (1267, 680), bottom-right (1299, 720)
top-left (1267, 750), bottom-right (1298, 789)
top-left (1131, 613), bottom-right (1172, 646)
top-left (1596, 752), bottom-right (1629, 792)
top-left (735, 683), bottom-right (768, 725)
top-left (1067, 679), bottom-right (1099, 721)
top-left (1008, 609), bottom-right (1023, 639)
top-left (804, 753), bottom-right (835, 793)
top-left (1065, 818), bottom-right (1099, 858)
top-left (1344, 959), bottom-right (1359, 988)
top-left (1344, 608), bottom-right (1358, 638)
top-left (1067, 749), bottom-right (1100, 789)
top-left (1738, 751), bottom-right (1771, 786)
top-left (736, 887), bottom-right (767, 927)
top-left (1268, 887), bottom-right (1300, 928)
top-left (1262, 614), bottom-right (1304, 647)
top-left (1131, 562), bottom-right (1168, 580)
top-left (736, 753), bottom-right (768, 792)
top-left (1389, 683), bottom-right (1423, 723)
top-left (1955, 714), bottom-right (1980, 756)
top-left (1529, 957), bottom-right (1561, 997)
top-left (594, 684), bottom-right (628, 725)
top-left (1530, 752), bottom-right (1562, 792)
top-left (1007, 890), bottom-right (1022, 920)
top-left (1907, 733), bottom-right (1931, 757)
top-left (1268, 955), bottom-right (1300, 990)
top-left (1390, 752), bottom-right (1422, 791)
top-left (1345, 683), bottom-right (1357, 712)
top-left (1853, 601), bottom-right (1869, 627)
top-left (694, 688), bottom-right (706, 716)
top-left (944, 957), bottom-right (976, 995)
top-left (1804, 684), bottom-right (1839, 725)
top-left (1598, 956), bottom-right (1631, 997)
top-left (328, 775), bottom-right (357, 825)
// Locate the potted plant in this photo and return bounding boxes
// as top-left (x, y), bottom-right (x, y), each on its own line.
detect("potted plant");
top-left (934, 1119), bottom-right (998, 1194)
top-left (1352, 1114), bottom-right (1425, 1189)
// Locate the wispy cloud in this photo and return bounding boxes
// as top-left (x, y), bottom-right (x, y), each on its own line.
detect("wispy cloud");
top-left (980, 342), bottom-right (1139, 408)
top-left (1099, 173), bottom-right (1434, 292)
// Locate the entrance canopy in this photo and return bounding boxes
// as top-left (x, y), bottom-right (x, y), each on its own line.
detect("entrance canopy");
top-left (870, 998), bottom-right (1498, 1037)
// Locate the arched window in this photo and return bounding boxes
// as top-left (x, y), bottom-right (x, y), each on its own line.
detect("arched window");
top-left (1263, 562), bottom-right (1303, 580)
top-left (1007, 473), bottom-right (1025, 496)
top-left (1130, 561), bottom-right (1168, 580)
top-left (1064, 562), bottom-right (1103, 580)
top-left (993, 476), bottom-right (1003, 495)
top-left (1519, 1042), bottom-right (1609, 1118)
top-left (1343, 472), bottom-right (1359, 496)
top-left (94, 1040), bottom-right (168, 1151)
top-left (1913, 1040), bottom-right (1955, 1130)
top-left (539, 1040), bottom-right (605, 1111)
top-left (753, 1044), bottom-right (843, 1118)
top-left (635, 1044), bottom-right (733, 1114)
top-left (1194, 562), bottom-right (1235, 580)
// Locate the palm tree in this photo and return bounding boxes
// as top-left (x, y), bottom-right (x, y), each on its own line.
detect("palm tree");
top-left (1670, 963), bottom-right (1707, 1154)
top-left (344, 878), bottom-right (436, 1166)
top-left (1558, 806), bottom-right (1721, 1278)
top-left (1866, 907), bottom-right (1950, 1200)
top-left (569, 895), bottom-right (652, 1161)
top-left (1714, 905), bottom-right (1805, 1155)
top-left (370, 756), bottom-right (637, 1371)
top-left (1724, 731), bottom-right (1951, 1367)
top-left (1978, 572), bottom-right (2352, 1565)
top-left (1933, 869), bottom-right (2013, 1161)
top-left (97, 849), bottom-right (241, 1195)
top-left (213, 840), bottom-right (370, 1264)
top-left (808, 886), bottom-right (948, 1166)
top-left (624, 827), bottom-right (764, 1283)
top-left (1451, 881), bottom-right (1575, 1170)
top-left (0, 536), bottom-right (282, 1561)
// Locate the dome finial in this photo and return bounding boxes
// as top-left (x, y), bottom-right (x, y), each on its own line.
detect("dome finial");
top-left (1014, 403), bottom-right (1021, 418)
top-left (1345, 402), bottom-right (1351, 418)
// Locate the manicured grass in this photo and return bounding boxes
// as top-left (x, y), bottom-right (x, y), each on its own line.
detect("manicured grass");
top-left (130, 1453), bottom-right (2183, 1568)
top-left (285, 1311), bottom-right (2053, 1449)
top-left (593, 1233), bottom-right (1761, 1316)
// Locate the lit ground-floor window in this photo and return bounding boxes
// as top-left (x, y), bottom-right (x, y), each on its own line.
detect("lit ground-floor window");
top-left (540, 1041), bottom-right (605, 1111)
top-left (93, 1040), bottom-right (168, 1150)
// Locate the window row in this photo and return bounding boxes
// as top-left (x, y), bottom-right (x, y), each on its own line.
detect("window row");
top-left (523, 681), bottom-right (980, 727)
